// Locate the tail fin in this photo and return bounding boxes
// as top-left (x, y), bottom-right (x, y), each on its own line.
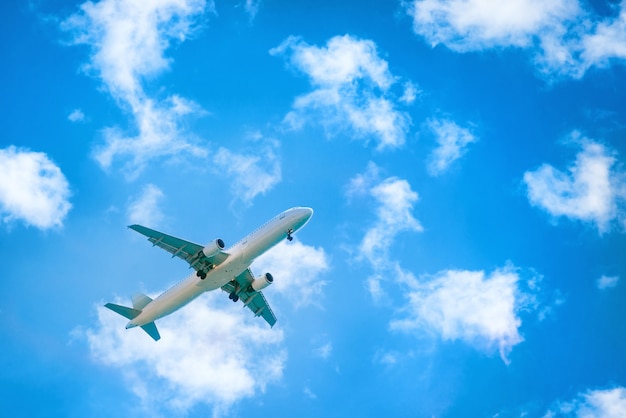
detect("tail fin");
top-left (104, 302), bottom-right (161, 341)
top-left (104, 303), bottom-right (141, 320)
top-left (132, 293), bottom-right (153, 310)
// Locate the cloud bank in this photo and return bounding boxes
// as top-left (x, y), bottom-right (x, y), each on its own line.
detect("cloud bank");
top-left (82, 292), bottom-right (285, 416)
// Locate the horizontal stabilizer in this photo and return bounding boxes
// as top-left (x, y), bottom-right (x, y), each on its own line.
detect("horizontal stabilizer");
top-left (104, 303), bottom-right (141, 320)
top-left (132, 293), bottom-right (153, 310)
top-left (141, 322), bottom-right (161, 341)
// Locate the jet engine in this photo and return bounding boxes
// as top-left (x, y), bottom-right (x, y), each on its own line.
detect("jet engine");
top-left (202, 238), bottom-right (225, 258)
top-left (251, 272), bottom-right (274, 291)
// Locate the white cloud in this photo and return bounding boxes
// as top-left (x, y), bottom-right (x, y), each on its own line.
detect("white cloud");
top-left (244, 0), bottom-right (261, 21)
top-left (391, 265), bottom-right (536, 363)
top-left (405, 0), bottom-right (626, 79)
top-left (63, 0), bottom-right (211, 177)
top-left (303, 387), bottom-right (317, 399)
top-left (579, 7), bottom-right (626, 70)
top-left (546, 386), bottom-right (626, 417)
top-left (127, 184), bottom-right (165, 227)
top-left (312, 342), bottom-right (333, 360)
top-left (347, 164), bottom-right (422, 302)
top-left (253, 239), bottom-right (329, 308)
top-left (523, 135), bottom-right (626, 233)
top-left (366, 274), bottom-right (387, 303)
top-left (81, 291), bottom-right (285, 416)
top-left (348, 163), bottom-right (422, 265)
top-left (400, 81), bottom-right (420, 104)
top-left (68, 108), bottom-right (85, 122)
top-left (373, 350), bottom-right (399, 366)
top-left (426, 118), bottom-right (477, 176)
top-left (271, 35), bottom-right (411, 150)
top-left (597, 275), bottom-right (619, 290)
top-left (0, 146), bottom-right (71, 229)
top-left (406, 0), bottom-right (579, 51)
top-left (212, 138), bottom-right (281, 205)
top-left (94, 96), bottom-right (207, 178)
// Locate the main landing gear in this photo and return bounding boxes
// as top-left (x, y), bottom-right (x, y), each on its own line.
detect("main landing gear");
top-left (228, 292), bottom-right (239, 303)
top-left (287, 228), bottom-right (294, 241)
top-left (196, 264), bottom-right (215, 280)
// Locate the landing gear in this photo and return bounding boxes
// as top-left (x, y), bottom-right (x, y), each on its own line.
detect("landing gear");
top-left (228, 292), bottom-right (239, 303)
top-left (196, 270), bottom-right (207, 280)
top-left (287, 228), bottom-right (293, 241)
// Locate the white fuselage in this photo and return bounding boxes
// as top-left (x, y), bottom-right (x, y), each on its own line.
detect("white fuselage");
top-left (126, 207), bottom-right (313, 328)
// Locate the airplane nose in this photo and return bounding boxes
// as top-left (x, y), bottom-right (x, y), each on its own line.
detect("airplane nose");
top-left (295, 207), bottom-right (313, 225)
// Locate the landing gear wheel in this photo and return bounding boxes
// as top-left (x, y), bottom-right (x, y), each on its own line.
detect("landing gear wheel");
top-left (197, 270), bottom-right (207, 280)
top-left (229, 292), bottom-right (239, 302)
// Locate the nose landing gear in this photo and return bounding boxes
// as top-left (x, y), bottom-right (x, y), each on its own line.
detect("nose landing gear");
top-left (287, 228), bottom-right (293, 241)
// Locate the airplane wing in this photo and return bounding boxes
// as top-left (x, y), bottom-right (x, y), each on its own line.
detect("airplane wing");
top-left (129, 224), bottom-right (229, 272)
top-left (221, 268), bottom-right (277, 327)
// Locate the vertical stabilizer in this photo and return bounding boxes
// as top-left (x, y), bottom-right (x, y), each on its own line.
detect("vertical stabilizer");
top-left (132, 293), bottom-right (153, 310)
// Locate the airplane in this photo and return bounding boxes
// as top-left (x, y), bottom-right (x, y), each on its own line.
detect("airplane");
top-left (104, 207), bottom-right (314, 341)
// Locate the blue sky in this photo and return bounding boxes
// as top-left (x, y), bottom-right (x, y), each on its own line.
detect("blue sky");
top-left (1, 0), bottom-right (625, 416)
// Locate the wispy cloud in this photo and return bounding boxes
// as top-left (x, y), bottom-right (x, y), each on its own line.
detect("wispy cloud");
top-left (312, 342), bottom-right (333, 360)
top-left (244, 0), bottom-right (261, 21)
top-left (523, 134), bottom-right (626, 233)
top-left (597, 275), bottom-right (619, 290)
top-left (426, 118), bottom-right (477, 176)
top-left (391, 264), bottom-right (541, 363)
top-left (545, 386), bottom-right (626, 417)
top-left (63, 0), bottom-right (211, 177)
top-left (127, 184), bottom-right (165, 227)
top-left (212, 136), bottom-right (282, 206)
top-left (68, 108), bottom-right (85, 122)
top-left (271, 35), bottom-right (412, 150)
top-left (81, 292), bottom-right (285, 416)
top-left (0, 146), bottom-right (71, 229)
top-left (253, 239), bottom-right (329, 308)
top-left (348, 163), bottom-right (422, 266)
top-left (404, 0), bottom-right (626, 79)
top-left (347, 163), bottom-right (422, 302)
